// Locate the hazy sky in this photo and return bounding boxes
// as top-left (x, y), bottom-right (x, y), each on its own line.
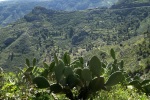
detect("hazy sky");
top-left (0, 0), bottom-right (50, 1)
top-left (0, 0), bottom-right (8, 1)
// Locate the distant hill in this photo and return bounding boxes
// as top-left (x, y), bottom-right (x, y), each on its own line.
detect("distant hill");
top-left (0, 0), bottom-right (118, 26)
top-left (0, 4), bottom-right (150, 71)
top-left (111, 0), bottom-right (150, 8)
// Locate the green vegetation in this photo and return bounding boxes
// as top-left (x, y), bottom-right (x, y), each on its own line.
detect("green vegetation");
top-left (0, 49), bottom-right (150, 100)
top-left (112, 0), bottom-right (150, 8)
top-left (0, 0), bottom-right (117, 26)
top-left (0, 0), bottom-right (150, 99)
top-left (0, 4), bottom-right (150, 72)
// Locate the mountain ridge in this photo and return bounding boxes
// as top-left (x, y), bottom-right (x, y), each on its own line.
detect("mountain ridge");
top-left (0, 0), bottom-right (118, 26)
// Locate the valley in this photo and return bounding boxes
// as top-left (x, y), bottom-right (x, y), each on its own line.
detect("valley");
top-left (0, 0), bottom-right (150, 99)
top-left (0, 4), bottom-right (150, 71)
top-left (0, 4), bottom-right (149, 72)
top-left (0, 0), bottom-right (118, 26)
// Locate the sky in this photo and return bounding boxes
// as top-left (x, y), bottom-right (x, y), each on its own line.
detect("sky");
top-left (0, 0), bottom-right (9, 1)
top-left (0, 0), bottom-right (8, 1)
top-left (0, 0), bottom-right (50, 1)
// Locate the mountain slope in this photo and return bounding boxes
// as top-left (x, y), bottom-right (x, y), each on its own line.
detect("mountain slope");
top-left (0, 0), bottom-right (118, 26)
top-left (111, 0), bottom-right (150, 8)
top-left (0, 5), bottom-right (150, 71)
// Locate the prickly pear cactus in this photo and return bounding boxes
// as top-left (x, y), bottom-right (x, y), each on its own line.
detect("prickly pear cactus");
top-left (49, 61), bottom-right (55, 72)
top-left (89, 77), bottom-right (105, 92)
top-left (64, 66), bottom-right (73, 77)
top-left (120, 60), bottom-right (124, 69)
top-left (66, 74), bottom-right (79, 89)
top-left (30, 49), bottom-right (128, 100)
top-left (32, 58), bottom-right (36, 67)
top-left (74, 68), bottom-right (82, 79)
top-left (26, 58), bottom-right (30, 67)
top-left (110, 48), bottom-right (116, 59)
top-left (54, 60), bottom-right (65, 82)
top-left (33, 76), bottom-right (50, 88)
top-left (89, 56), bottom-right (103, 77)
top-left (50, 84), bottom-right (63, 93)
top-left (105, 71), bottom-right (124, 86)
top-left (63, 52), bottom-right (71, 65)
top-left (81, 68), bottom-right (92, 82)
